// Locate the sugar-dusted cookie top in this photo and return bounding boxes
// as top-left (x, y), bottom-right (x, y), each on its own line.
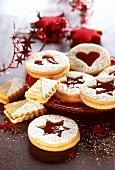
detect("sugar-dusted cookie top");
top-left (25, 77), bottom-right (60, 103)
top-left (4, 100), bottom-right (46, 124)
top-left (99, 65), bottom-right (115, 76)
top-left (55, 71), bottom-right (93, 103)
top-left (28, 114), bottom-right (80, 151)
top-left (68, 43), bottom-right (111, 75)
top-left (0, 78), bottom-right (27, 104)
top-left (80, 74), bottom-right (115, 109)
top-left (25, 50), bottom-right (70, 79)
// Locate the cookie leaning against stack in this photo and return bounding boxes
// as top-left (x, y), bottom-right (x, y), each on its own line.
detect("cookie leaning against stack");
top-left (28, 114), bottom-right (80, 152)
top-left (25, 77), bottom-right (60, 104)
top-left (25, 50), bottom-right (70, 79)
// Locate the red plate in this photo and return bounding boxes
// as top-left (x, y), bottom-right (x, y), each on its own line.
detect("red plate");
top-left (25, 57), bottom-right (115, 114)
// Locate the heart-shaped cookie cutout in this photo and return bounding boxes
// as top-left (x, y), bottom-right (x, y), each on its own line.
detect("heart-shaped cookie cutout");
top-left (35, 55), bottom-right (58, 65)
top-left (76, 52), bottom-right (100, 66)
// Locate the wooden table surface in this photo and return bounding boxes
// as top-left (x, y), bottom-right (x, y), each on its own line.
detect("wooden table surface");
top-left (0, 1), bottom-right (115, 170)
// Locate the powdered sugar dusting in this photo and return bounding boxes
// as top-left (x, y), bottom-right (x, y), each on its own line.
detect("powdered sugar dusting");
top-left (79, 123), bottom-right (115, 166)
top-left (41, 78), bottom-right (60, 97)
top-left (99, 65), bottom-right (115, 75)
top-left (25, 50), bottom-right (70, 73)
top-left (68, 43), bottom-right (110, 74)
top-left (12, 101), bottom-right (45, 119)
top-left (7, 78), bottom-right (26, 97)
top-left (56, 71), bottom-right (93, 95)
top-left (28, 114), bottom-right (79, 144)
top-left (81, 75), bottom-right (115, 102)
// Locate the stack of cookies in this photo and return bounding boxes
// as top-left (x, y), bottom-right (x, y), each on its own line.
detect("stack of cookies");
top-left (1, 43), bottom-right (115, 152)
top-left (0, 44), bottom-right (114, 120)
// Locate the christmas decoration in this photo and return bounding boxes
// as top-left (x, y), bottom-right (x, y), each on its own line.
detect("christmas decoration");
top-left (0, 29), bottom-right (33, 72)
top-left (0, 0), bottom-right (94, 73)
top-left (92, 124), bottom-right (108, 137)
top-left (30, 12), bottom-right (70, 42)
top-left (0, 27), bottom-right (45, 72)
top-left (57, 0), bottom-right (94, 25)
top-left (68, 151), bottom-right (77, 158)
top-left (68, 27), bottom-right (102, 47)
top-left (0, 121), bottom-right (14, 132)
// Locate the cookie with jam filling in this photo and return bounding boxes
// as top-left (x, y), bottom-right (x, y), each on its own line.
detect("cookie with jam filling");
top-left (25, 50), bottom-right (70, 79)
top-left (99, 65), bottom-right (115, 76)
top-left (0, 78), bottom-right (27, 104)
top-left (4, 100), bottom-right (46, 124)
top-left (68, 43), bottom-right (110, 75)
top-left (55, 71), bottom-right (93, 103)
top-left (28, 114), bottom-right (80, 152)
top-left (80, 75), bottom-right (115, 109)
top-left (25, 77), bottom-right (60, 104)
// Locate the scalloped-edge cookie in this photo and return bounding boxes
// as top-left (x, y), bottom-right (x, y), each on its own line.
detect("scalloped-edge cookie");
top-left (25, 50), bottom-right (70, 79)
top-left (80, 75), bottom-right (115, 109)
top-left (0, 78), bottom-right (27, 104)
top-left (25, 77), bottom-right (60, 104)
top-left (55, 71), bottom-right (93, 103)
top-left (4, 100), bottom-right (46, 124)
top-left (28, 114), bottom-right (80, 152)
top-left (68, 43), bottom-right (111, 75)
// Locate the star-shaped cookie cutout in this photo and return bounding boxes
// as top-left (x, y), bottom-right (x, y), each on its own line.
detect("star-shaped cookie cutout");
top-left (63, 76), bottom-right (84, 88)
top-left (70, 27), bottom-right (102, 47)
top-left (39, 120), bottom-right (70, 137)
top-left (92, 80), bottom-right (115, 96)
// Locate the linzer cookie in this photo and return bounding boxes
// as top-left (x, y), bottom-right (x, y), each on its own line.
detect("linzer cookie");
top-left (25, 77), bottom-right (60, 103)
top-left (80, 75), bottom-right (115, 109)
top-left (25, 50), bottom-right (70, 79)
top-left (28, 114), bottom-right (80, 152)
top-left (55, 71), bottom-right (93, 103)
top-left (99, 65), bottom-right (115, 76)
top-left (4, 100), bottom-right (46, 124)
top-left (0, 78), bottom-right (27, 104)
top-left (68, 43), bottom-right (111, 75)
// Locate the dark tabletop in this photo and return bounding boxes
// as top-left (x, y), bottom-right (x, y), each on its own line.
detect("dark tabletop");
top-left (0, 0), bottom-right (115, 170)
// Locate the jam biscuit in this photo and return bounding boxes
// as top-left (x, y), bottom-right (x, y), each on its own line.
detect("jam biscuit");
top-left (0, 78), bottom-right (27, 104)
top-left (25, 50), bottom-right (70, 79)
top-left (68, 43), bottom-right (110, 75)
top-left (99, 65), bottom-right (115, 76)
top-left (55, 71), bottom-right (93, 103)
top-left (25, 77), bottom-right (60, 103)
top-left (28, 114), bottom-right (80, 152)
top-left (80, 75), bottom-right (115, 109)
top-left (4, 100), bottom-right (46, 124)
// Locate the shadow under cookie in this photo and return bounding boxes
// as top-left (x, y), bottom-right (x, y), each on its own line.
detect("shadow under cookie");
top-left (28, 141), bottom-right (79, 163)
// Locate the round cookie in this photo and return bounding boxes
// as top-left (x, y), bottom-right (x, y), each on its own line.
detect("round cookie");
top-left (25, 50), bottom-right (70, 79)
top-left (80, 75), bottom-right (115, 109)
top-left (99, 65), bottom-right (115, 76)
top-left (68, 43), bottom-right (111, 75)
top-left (55, 71), bottom-right (93, 103)
top-left (28, 114), bottom-right (80, 152)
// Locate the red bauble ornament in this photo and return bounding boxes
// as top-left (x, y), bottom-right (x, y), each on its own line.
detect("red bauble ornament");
top-left (30, 12), bottom-right (70, 42)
